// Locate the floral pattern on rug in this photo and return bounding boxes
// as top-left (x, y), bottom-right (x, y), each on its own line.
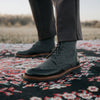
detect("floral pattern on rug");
top-left (0, 40), bottom-right (100, 100)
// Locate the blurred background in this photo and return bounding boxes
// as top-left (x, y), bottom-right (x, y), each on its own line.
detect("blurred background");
top-left (0, 0), bottom-right (100, 43)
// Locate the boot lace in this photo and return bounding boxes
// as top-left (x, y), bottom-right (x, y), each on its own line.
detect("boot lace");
top-left (46, 43), bottom-right (62, 59)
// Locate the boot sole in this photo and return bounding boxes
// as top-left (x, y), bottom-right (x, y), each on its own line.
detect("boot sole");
top-left (15, 53), bottom-right (50, 58)
top-left (22, 65), bottom-right (81, 82)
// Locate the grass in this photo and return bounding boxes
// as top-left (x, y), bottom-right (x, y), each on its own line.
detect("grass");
top-left (82, 27), bottom-right (100, 40)
top-left (0, 26), bottom-right (100, 43)
top-left (0, 26), bottom-right (37, 43)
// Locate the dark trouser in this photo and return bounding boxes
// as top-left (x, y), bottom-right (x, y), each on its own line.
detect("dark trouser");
top-left (29, 0), bottom-right (82, 42)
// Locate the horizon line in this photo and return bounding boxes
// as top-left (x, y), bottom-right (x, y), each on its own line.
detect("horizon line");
top-left (0, 13), bottom-right (100, 22)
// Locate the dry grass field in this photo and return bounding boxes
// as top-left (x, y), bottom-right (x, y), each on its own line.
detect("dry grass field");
top-left (0, 26), bottom-right (100, 43)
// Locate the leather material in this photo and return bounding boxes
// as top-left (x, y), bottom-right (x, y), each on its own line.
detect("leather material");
top-left (26, 58), bottom-right (79, 76)
top-left (25, 41), bottom-right (79, 77)
top-left (16, 37), bottom-right (55, 56)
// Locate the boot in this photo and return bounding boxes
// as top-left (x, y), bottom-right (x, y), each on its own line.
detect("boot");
top-left (23, 41), bottom-right (80, 81)
top-left (15, 37), bottom-right (55, 58)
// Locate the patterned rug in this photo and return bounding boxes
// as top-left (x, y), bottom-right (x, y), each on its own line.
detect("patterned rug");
top-left (0, 40), bottom-right (100, 100)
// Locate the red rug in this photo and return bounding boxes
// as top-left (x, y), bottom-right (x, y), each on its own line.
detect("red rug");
top-left (0, 40), bottom-right (100, 100)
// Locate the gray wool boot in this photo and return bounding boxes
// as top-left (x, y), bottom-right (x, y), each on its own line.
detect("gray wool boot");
top-left (15, 37), bottom-right (55, 58)
top-left (23, 41), bottom-right (80, 81)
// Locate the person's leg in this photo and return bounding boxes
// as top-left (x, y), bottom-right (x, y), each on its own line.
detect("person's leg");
top-left (55, 0), bottom-right (82, 42)
top-left (23, 0), bottom-right (82, 81)
top-left (16, 0), bottom-right (56, 58)
top-left (29, 0), bottom-right (56, 40)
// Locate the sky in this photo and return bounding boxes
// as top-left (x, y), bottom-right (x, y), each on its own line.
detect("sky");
top-left (0, 0), bottom-right (100, 21)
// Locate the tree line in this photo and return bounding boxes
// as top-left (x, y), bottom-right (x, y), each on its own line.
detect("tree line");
top-left (0, 15), bottom-right (100, 28)
top-left (0, 15), bottom-right (34, 26)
